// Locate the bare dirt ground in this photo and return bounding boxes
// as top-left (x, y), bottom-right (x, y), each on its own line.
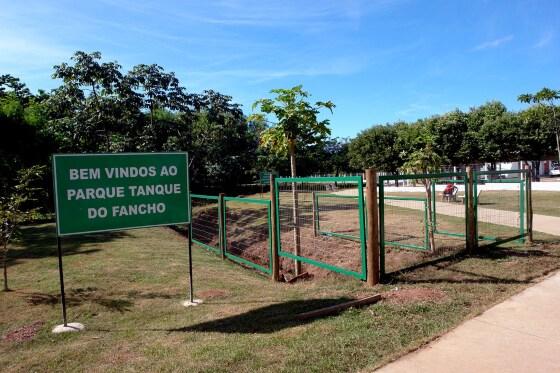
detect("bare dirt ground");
top-left (190, 189), bottom-right (559, 279)
top-left (2, 321), bottom-right (44, 343)
top-left (191, 194), bottom-right (468, 278)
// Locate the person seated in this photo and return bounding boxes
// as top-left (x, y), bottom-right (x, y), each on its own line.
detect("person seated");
top-left (443, 183), bottom-right (455, 201)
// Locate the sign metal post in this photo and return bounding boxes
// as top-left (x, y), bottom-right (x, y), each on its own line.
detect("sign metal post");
top-left (51, 152), bottom-right (195, 332)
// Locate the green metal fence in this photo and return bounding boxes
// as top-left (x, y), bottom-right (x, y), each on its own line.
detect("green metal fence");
top-left (223, 196), bottom-right (272, 275)
top-left (314, 193), bottom-right (362, 242)
top-left (379, 172), bottom-right (469, 275)
top-left (191, 194), bottom-right (221, 253)
top-left (474, 170), bottom-right (528, 245)
top-left (275, 176), bottom-right (367, 280)
top-left (383, 196), bottom-right (429, 251)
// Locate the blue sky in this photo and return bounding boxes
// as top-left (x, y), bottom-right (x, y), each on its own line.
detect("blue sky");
top-left (1, 0), bottom-right (559, 138)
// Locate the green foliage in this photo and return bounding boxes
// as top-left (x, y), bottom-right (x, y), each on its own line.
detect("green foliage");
top-left (250, 85), bottom-right (334, 165)
top-left (348, 125), bottom-right (401, 172)
top-left (352, 98), bottom-right (556, 173)
top-left (401, 132), bottom-right (443, 174)
top-left (478, 113), bottom-right (521, 163)
top-left (1, 165), bottom-right (46, 291)
top-left (426, 110), bottom-right (468, 165)
top-left (518, 87), bottom-right (560, 162)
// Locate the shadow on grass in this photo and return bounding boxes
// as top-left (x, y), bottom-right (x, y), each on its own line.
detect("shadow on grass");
top-left (6, 224), bottom-right (128, 268)
top-left (19, 287), bottom-right (134, 313)
top-left (385, 243), bottom-right (560, 285)
top-left (168, 297), bottom-right (353, 334)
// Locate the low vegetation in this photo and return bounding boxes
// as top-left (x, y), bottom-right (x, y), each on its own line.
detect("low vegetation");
top-left (1, 224), bottom-right (559, 372)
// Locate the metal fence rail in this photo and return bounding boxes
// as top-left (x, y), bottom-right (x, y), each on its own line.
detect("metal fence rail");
top-left (275, 176), bottom-right (367, 280)
top-left (383, 196), bottom-right (429, 251)
top-left (379, 172), bottom-right (469, 274)
top-left (224, 197), bottom-right (272, 274)
top-left (474, 170), bottom-right (527, 245)
top-left (189, 169), bottom-right (532, 282)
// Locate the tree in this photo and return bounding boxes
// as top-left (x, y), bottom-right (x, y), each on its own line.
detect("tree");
top-left (0, 74), bottom-right (31, 102)
top-left (401, 132), bottom-right (443, 252)
top-left (427, 111), bottom-right (468, 166)
top-left (478, 113), bottom-right (521, 169)
top-left (348, 125), bottom-right (402, 173)
top-left (1, 165), bottom-right (46, 291)
top-left (517, 107), bottom-right (556, 179)
top-left (249, 85), bottom-right (334, 275)
top-left (518, 88), bottom-right (560, 164)
top-left (0, 79), bottom-right (54, 203)
top-left (48, 51), bottom-right (131, 152)
top-left (249, 85), bottom-right (335, 178)
top-left (126, 64), bottom-right (190, 149)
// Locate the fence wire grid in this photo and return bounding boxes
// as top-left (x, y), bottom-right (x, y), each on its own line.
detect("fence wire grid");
top-left (191, 194), bottom-right (220, 253)
top-left (475, 171), bottom-right (527, 245)
top-left (379, 173), bottom-right (468, 274)
top-left (275, 176), bottom-right (367, 280)
top-left (224, 197), bottom-right (272, 274)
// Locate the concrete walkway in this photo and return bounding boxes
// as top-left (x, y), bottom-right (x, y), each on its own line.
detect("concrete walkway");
top-left (384, 199), bottom-right (560, 237)
top-left (376, 272), bottom-right (560, 373)
top-left (533, 214), bottom-right (560, 236)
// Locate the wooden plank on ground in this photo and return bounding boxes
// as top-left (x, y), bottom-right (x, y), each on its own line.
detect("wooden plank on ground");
top-left (295, 294), bottom-right (382, 320)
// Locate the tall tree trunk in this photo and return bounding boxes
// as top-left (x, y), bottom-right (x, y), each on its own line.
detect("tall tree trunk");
top-left (532, 161), bottom-right (540, 181)
top-left (2, 244), bottom-right (8, 292)
top-left (424, 180), bottom-right (436, 252)
top-left (289, 140), bottom-right (302, 276)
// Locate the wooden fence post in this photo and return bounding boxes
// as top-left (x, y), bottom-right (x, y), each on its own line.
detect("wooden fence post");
top-left (270, 174), bottom-right (280, 281)
top-left (466, 166), bottom-right (477, 252)
top-left (218, 193), bottom-right (226, 260)
top-left (366, 169), bottom-right (380, 286)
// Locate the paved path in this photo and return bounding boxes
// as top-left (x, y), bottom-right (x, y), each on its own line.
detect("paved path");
top-left (376, 272), bottom-right (560, 373)
top-left (384, 199), bottom-right (560, 237)
top-left (532, 214), bottom-right (560, 236)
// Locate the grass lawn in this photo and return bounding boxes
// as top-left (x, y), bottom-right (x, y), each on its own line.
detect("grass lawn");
top-left (2, 223), bottom-right (560, 372)
top-left (478, 191), bottom-right (560, 217)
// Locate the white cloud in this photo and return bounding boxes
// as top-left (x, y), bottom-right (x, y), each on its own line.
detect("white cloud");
top-left (472, 35), bottom-right (514, 51)
top-left (534, 32), bottom-right (553, 48)
top-left (0, 33), bottom-right (71, 72)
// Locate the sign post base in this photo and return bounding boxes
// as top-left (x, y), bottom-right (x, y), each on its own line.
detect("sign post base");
top-left (52, 322), bottom-right (85, 334)
top-left (182, 299), bottom-right (203, 307)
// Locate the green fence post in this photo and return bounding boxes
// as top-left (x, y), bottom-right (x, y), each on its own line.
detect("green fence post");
top-left (218, 193), bottom-right (225, 260)
top-left (312, 191), bottom-right (319, 237)
top-left (466, 167), bottom-right (477, 252)
top-left (423, 199), bottom-right (429, 251)
top-left (431, 181), bottom-right (437, 231)
top-left (525, 166), bottom-right (533, 243)
top-left (270, 174), bottom-right (280, 281)
top-left (379, 177), bottom-right (386, 277)
top-left (519, 176), bottom-right (525, 243)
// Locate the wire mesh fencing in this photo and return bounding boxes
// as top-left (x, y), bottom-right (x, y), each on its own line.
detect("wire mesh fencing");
top-left (379, 172), bottom-right (468, 274)
top-left (475, 170), bottom-right (527, 245)
top-left (224, 197), bottom-right (272, 274)
top-left (190, 194), bottom-right (220, 253)
top-left (382, 196), bottom-right (428, 251)
top-left (275, 176), bottom-right (367, 280)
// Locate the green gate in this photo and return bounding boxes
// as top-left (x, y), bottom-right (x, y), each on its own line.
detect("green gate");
top-left (379, 172), bottom-right (469, 274)
top-left (223, 197), bottom-right (273, 275)
top-left (474, 170), bottom-right (528, 245)
top-left (274, 176), bottom-right (367, 280)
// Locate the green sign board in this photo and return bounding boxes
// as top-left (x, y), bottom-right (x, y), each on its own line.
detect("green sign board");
top-left (53, 152), bottom-right (189, 236)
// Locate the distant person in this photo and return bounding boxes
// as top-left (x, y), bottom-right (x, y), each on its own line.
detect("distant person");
top-left (443, 183), bottom-right (455, 201)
